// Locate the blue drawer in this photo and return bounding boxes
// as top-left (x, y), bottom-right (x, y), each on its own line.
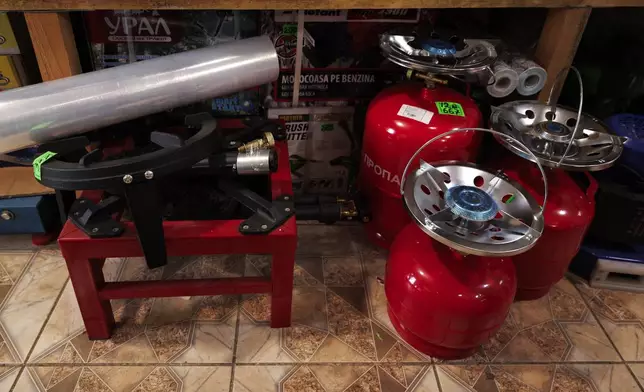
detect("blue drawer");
top-left (0, 195), bottom-right (58, 234)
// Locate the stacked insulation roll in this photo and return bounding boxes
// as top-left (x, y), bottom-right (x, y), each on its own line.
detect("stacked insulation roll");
top-left (486, 57), bottom-right (547, 98)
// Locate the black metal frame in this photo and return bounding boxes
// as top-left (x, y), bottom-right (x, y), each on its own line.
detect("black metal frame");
top-left (37, 118), bottom-right (292, 269)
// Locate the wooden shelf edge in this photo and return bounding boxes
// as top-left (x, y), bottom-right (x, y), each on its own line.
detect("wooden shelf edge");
top-left (2, 0), bottom-right (643, 10)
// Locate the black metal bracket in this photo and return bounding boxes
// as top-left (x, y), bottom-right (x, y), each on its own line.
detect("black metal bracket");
top-left (68, 196), bottom-right (125, 238)
top-left (218, 180), bottom-right (294, 234)
top-left (124, 181), bottom-right (167, 270)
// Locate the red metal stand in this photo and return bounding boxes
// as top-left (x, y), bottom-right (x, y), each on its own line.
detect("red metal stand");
top-left (58, 142), bottom-right (297, 340)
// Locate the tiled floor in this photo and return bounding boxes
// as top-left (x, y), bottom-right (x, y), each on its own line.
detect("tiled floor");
top-left (0, 226), bottom-right (641, 391)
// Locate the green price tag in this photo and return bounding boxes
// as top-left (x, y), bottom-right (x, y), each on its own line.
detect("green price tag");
top-left (435, 101), bottom-right (465, 117)
top-left (32, 151), bottom-right (57, 181)
top-left (282, 24), bottom-right (297, 35)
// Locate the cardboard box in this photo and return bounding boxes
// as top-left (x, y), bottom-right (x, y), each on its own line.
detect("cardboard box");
top-left (268, 106), bottom-right (355, 195)
top-left (263, 10), bottom-right (431, 103)
top-left (0, 55), bottom-right (24, 90)
top-left (0, 14), bottom-right (19, 55)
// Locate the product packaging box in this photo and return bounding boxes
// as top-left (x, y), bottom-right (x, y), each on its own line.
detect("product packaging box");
top-left (0, 13), bottom-right (19, 55)
top-left (0, 55), bottom-right (24, 90)
top-left (262, 9), bottom-right (427, 105)
top-left (268, 106), bottom-right (356, 195)
top-left (84, 10), bottom-right (262, 116)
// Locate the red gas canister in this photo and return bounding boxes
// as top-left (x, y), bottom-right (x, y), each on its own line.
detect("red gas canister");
top-left (385, 128), bottom-right (546, 359)
top-left (490, 68), bottom-right (625, 301)
top-left (360, 83), bottom-right (482, 248)
top-left (499, 155), bottom-right (597, 300)
top-left (359, 33), bottom-right (498, 249)
top-left (386, 223), bottom-right (516, 359)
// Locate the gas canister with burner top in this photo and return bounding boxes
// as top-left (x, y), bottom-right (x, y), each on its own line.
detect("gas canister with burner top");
top-left (490, 67), bottom-right (626, 300)
top-left (359, 32), bottom-right (497, 248)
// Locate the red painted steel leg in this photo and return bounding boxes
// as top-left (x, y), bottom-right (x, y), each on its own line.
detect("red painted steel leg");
top-left (65, 257), bottom-right (115, 340)
top-left (270, 247), bottom-right (296, 328)
top-left (31, 231), bottom-right (58, 246)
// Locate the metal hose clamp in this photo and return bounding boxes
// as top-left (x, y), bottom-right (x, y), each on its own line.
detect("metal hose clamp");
top-left (545, 66), bottom-right (584, 167)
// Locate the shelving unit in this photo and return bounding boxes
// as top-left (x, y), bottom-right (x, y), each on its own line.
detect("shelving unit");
top-left (2, 1), bottom-right (636, 99)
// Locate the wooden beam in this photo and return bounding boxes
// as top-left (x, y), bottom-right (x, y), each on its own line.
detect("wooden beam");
top-left (24, 12), bottom-right (81, 81)
top-left (535, 8), bottom-right (591, 103)
top-left (2, 0), bottom-right (642, 10)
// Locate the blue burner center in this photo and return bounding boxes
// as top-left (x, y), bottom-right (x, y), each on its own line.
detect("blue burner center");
top-left (421, 39), bottom-right (457, 57)
top-left (445, 185), bottom-right (498, 222)
top-left (545, 122), bottom-right (566, 134)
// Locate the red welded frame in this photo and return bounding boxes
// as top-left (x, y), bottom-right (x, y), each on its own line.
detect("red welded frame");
top-left (58, 141), bottom-right (296, 340)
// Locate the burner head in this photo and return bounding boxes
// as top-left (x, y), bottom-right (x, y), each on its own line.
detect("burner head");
top-left (445, 185), bottom-right (498, 222)
top-left (534, 121), bottom-right (572, 142)
top-left (491, 101), bottom-right (626, 171)
top-left (421, 39), bottom-right (457, 57)
top-left (379, 34), bottom-right (496, 75)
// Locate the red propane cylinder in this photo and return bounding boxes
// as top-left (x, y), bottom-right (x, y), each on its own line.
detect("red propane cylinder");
top-left (499, 154), bottom-right (597, 301)
top-left (386, 223), bottom-right (517, 359)
top-left (360, 83), bottom-right (482, 249)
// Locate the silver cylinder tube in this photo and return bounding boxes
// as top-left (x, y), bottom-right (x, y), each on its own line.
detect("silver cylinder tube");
top-left (0, 36), bottom-right (279, 153)
top-left (236, 149), bottom-right (274, 175)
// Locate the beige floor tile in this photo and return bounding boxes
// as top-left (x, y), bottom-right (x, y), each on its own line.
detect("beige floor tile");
top-left (0, 250), bottom-right (67, 363)
top-left (574, 278), bottom-right (644, 361)
top-left (30, 259), bottom-right (121, 362)
top-left (0, 236), bottom-right (41, 251)
top-left (297, 226), bottom-right (358, 256)
top-left (21, 365), bottom-right (231, 391)
top-left (236, 364), bottom-right (400, 392)
top-left (408, 367), bottom-right (441, 392)
top-left (233, 365), bottom-right (293, 392)
top-left (323, 257), bottom-right (363, 286)
top-left (436, 364), bottom-right (641, 392)
top-left (627, 363), bottom-right (644, 389)
top-left (236, 282), bottom-right (408, 364)
top-left (0, 367), bottom-right (19, 392)
top-left (235, 313), bottom-right (296, 364)
top-left (483, 279), bottom-right (618, 362)
top-left (30, 256), bottom-right (239, 365)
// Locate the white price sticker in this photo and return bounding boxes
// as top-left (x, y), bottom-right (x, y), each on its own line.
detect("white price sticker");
top-left (397, 104), bottom-right (434, 124)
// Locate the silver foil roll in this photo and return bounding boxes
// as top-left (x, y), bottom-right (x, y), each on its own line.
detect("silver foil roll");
top-left (0, 36), bottom-right (279, 153)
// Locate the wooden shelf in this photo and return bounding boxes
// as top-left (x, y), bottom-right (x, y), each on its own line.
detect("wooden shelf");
top-left (2, 0), bottom-right (641, 10)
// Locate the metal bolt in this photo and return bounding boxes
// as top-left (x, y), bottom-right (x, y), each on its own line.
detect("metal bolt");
top-left (144, 170), bottom-right (154, 180)
top-left (74, 212), bottom-right (80, 216)
top-left (283, 196), bottom-right (290, 200)
top-left (91, 228), bottom-right (99, 233)
top-left (242, 225), bottom-right (250, 230)
top-left (285, 207), bottom-right (291, 212)
top-left (261, 224), bottom-right (268, 230)
top-left (0, 210), bottom-right (13, 221)
top-left (123, 174), bottom-right (133, 184)
top-left (229, 141), bottom-right (236, 146)
top-left (79, 200), bottom-right (86, 204)
top-left (112, 227), bottom-right (120, 233)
